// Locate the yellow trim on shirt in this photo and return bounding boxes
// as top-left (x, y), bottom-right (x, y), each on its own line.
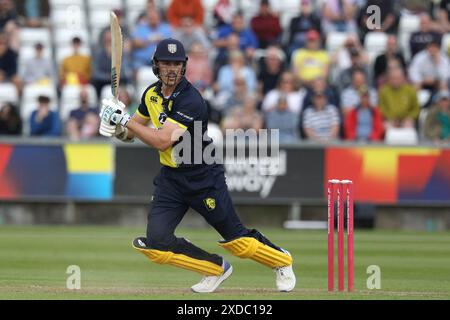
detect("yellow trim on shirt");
top-left (166, 117), bottom-right (187, 130)
top-left (136, 109), bottom-right (151, 119)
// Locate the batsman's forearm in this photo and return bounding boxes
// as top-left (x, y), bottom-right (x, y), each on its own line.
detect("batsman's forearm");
top-left (126, 120), bottom-right (169, 151)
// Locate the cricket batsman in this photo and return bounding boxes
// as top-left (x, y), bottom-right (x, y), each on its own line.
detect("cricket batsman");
top-left (99, 38), bottom-right (296, 293)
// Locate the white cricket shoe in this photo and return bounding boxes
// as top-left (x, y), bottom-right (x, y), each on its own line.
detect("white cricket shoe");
top-left (274, 250), bottom-right (296, 292)
top-left (191, 260), bottom-right (233, 293)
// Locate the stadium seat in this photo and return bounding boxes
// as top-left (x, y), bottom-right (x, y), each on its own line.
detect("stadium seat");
top-left (19, 28), bottom-right (51, 48)
top-left (50, 7), bottom-right (87, 29)
top-left (60, 85), bottom-right (98, 121)
top-left (126, 0), bottom-right (147, 9)
top-left (201, 0), bottom-right (219, 11)
top-left (86, 0), bottom-right (123, 10)
top-left (89, 9), bottom-right (111, 43)
top-left (417, 89), bottom-right (431, 108)
top-left (54, 28), bottom-right (90, 46)
top-left (326, 32), bottom-right (348, 54)
top-left (137, 67), bottom-right (158, 91)
top-left (21, 84), bottom-right (58, 120)
top-left (385, 127), bottom-right (419, 145)
top-left (49, 0), bottom-right (84, 9)
top-left (364, 32), bottom-right (388, 64)
top-left (0, 83), bottom-right (19, 105)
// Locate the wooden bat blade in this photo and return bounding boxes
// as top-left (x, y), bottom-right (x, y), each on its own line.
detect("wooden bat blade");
top-left (110, 11), bottom-right (123, 100)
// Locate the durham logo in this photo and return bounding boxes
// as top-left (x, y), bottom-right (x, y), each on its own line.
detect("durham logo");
top-left (168, 43), bottom-right (177, 53)
top-left (204, 198), bottom-right (216, 211)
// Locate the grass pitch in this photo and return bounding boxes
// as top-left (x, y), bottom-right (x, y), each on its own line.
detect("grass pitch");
top-left (0, 226), bottom-right (449, 300)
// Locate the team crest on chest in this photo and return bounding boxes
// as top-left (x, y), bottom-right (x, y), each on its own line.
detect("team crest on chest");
top-left (168, 43), bottom-right (177, 53)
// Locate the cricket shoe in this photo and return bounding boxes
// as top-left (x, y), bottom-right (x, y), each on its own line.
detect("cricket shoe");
top-left (191, 260), bottom-right (233, 293)
top-left (274, 250), bottom-right (296, 292)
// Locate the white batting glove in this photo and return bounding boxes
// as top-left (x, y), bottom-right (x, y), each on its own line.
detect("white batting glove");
top-left (99, 98), bottom-right (126, 137)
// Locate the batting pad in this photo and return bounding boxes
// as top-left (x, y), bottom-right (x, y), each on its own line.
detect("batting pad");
top-left (219, 237), bottom-right (292, 268)
top-left (132, 238), bottom-right (224, 276)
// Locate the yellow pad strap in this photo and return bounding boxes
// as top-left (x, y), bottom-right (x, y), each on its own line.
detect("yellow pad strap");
top-left (133, 245), bottom-right (223, 276)
top-left (219, 237), bottom-right (292, 268)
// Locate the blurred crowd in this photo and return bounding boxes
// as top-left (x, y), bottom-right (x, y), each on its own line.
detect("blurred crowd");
top-left (0, 0), bottom-right (450, 145)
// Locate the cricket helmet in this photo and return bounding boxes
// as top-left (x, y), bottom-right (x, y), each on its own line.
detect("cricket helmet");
top-left (152, 38), bottom-right (188, 78)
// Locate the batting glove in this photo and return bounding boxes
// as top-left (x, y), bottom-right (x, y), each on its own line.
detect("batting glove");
top-left (99, 98), bottom-right (129, 137)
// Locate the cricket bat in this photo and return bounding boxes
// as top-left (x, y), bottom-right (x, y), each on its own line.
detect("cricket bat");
top-left (110, 11), bottom-right (123, 102)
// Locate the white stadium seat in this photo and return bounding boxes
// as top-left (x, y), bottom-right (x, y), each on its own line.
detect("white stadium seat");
top-left (326, 32), bottom-right (348, 54)
top-left (49, 0), bottom-right (84, 9)
top-left (417, 90), bottom-right (431, 108)
top-left (126, 0), bottom-right (147, 9)
top-left (399, 14), bottom-right (421, 61)
top-left (441, 34), bottom-right (450, 55)
top-left (21, 85), bottom-right (58, 120)
top-left (60, 85), bottom-right (98, 121)
top-left (19, 28), bottom-right (51, 48)
top-left (137, 67), bottom-right (158, 90)
top-left (0, 83), bottom-right (19, 105)
top-left (86, 0), bottom-right (123, 10)
top-left (364, 32), bottom-right (388, 64)
top-left (201, 0), bottom-right (219, 11)
top-left (54, 28), bottom-right (90, 46)
top-left (385, 127), bottom-right (419, 145)
top-left (50, 7), bottom-right (86, 28)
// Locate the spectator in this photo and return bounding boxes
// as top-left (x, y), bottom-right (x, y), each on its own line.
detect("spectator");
top-left (438, 0), bottom-right (450, 33)
top-left (250, 0), bottom-right (282, 49)
top-left (330, 33), bottom-right (369, 81)
top-left (29, 95), bottom-right (61, 137)
top-left (21, 43), bottom-right (54, 85)
top-left (423, 90), bottom-right (450, 143)
top-left (262, 71), bottom-right (306, 116)
top-left (344, 86), bottom-right (384, 141)
top-left (131, 8), bottom-right (172, 70)
top-left (291, 30), bottom-right (329, 86)
top-left (213, 32), bottom-right (240, 77)
top-left (167, 0), bottom-right (204, 28)
top-left (301, 90), bottom-right (341, 142)
top-left (373, 35), bottom-right (406, 87)
top-left (408, 39), bottom-right (450, 93)
top-left (213, 0), bottom-right (236, 27)
top-left (341, 68), bottom-right (378, 115)
top-left (257, 45), bottom-right (286, 95)
top-left (186, 42), bottom-right (212, 87)
top-left (302, 77), bottom-right (340, 111)
top-left (216, 50), bottom-right (256, 97)
top-left (337, 47), bottom-right (371, 92)
top-left (0, 33), bottom-right (19, 89)
top-left (214, 11), bottom-right (259, 60)
top-left (409, 13), bottom-right (442, 59)
top-left (379, 68), bottom-right (420, 129)
top-left (0, 0), bottom-right (19, 52)
top-left (173, 16), bottom-right (211, 52)
top-left (16, 0), bottom-right (50, 28)
top-left (66, 88), bottom-right (99, 141)
top-left (91, 29), bottom-right (132, 98)
top-left (221, 94), bottom-right (263, 131)
top-left (286, 0), bottom-right (322, 57)
top-left (358, 0), bottom-right (399, 41)
top-left (0, 102), bottom-right (21, 135)
top-left (214, 75), bottom-right (249, 116)
top-left (60, 37), bottom-right (92, 86)
top-left (321, 0), bottom-right (358, 34)
top-left (265, 93), bottom-right (299, 143)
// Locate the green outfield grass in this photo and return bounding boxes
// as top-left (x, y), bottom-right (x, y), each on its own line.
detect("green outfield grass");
top-left (0, 226), bottom-right (449, 300)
